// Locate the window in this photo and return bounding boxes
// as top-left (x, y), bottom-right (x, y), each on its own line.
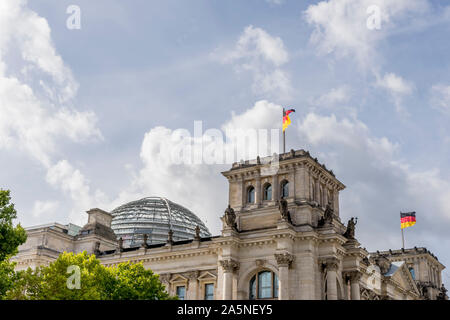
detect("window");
top-left (263, 184), bottom-right (272, 201)
top-left (281, 181), bottom-right (289, 198)
top-left (247, 186), bottom-right (255, 204)
top-left (204, 283), bottom-right (214, 300)
top-left (176, 286), bottom-right (186, 300)
top-left (409, 267), bottom-right (416, 280)
top-left (249, 271), bottom-right (279, 300)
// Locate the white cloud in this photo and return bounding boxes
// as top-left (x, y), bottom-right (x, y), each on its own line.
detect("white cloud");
top-left (297, 112), bottom-right (450, 252)
top-left (0, 0), bottom-right (103, 224)
top-left (313, 86), bottom-right (352, 107)
top-left (430, 84), bottom-right (450, 115)
top-left (304, 0), bottom-right (429, 68)
top-left (46, 160), bottom-right (109, 225)
top-left (0, 0), bottom-right (102, 167)
top-left (266, 0), bottom-right (284, 5)
top-left (376, 72), bottom-right (413, 95)
top-left (113, 100), bottom-right (283, 234)
top-left (32, 200), bottom-right (59, 219)
top-left (375, 72), bottom-right (414, 114)
top-left (220, 25), bottom-right (292, 99)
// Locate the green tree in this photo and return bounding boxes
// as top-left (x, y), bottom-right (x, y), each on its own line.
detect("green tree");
top-left (0, 189), bottom-right (27, 299)
top-left (102, 261), bottom-right (172, 300)
top-left (5, 251), bottom-right (174, 300)
top-left (0, 189), bottom-right (27, 262)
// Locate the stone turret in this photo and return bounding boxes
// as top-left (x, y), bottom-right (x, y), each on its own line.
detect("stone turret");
top-left (221, 149), bottom-right (345, 232)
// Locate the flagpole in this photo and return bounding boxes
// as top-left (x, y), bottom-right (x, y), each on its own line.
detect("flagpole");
top-left (401, 228), bottom-right (405, 249)
top-left (400, 211), bottom-right (405, 249)
top-left (283, 108), bottom-right (286, 153)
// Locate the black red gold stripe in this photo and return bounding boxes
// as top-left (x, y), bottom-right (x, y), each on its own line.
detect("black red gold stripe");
top-left (400, 212), bottom-right (416, 229)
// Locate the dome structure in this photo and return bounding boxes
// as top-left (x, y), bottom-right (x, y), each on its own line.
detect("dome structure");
top-left (110, 197), bottom-right (211, 248)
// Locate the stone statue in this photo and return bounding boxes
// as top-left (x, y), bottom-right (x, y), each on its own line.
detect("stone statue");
top-left (118, 237), bottom-right (123, 252)
top-left (437, 284), bottom-right (448, 300)
top-left (167, 229), bottom-right (174, 244)
top-left (93, 241), bottom-right (101, 255)
top-left (343, 217), bottom-right (358, 239)
top-left (224, 205), bottom-right (238, 231)
top-left (319, 202), bottom-right (334, 226)
top-left (194, 225), bottom-right (201, 241)
top-left (278, 197), bottom-right (292, 224)
top-left (141, 233), bottom-right (148, 248)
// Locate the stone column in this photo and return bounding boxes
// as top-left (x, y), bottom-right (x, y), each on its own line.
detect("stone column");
top-left (255, 175), bottom-right (262, 206)
top-left (315, 178), bottom-right (320, 203)
top-left (272, 174), bottom-right (279, 201)
top-left (159, 273), bottom-right (171, 295)
top-left (186, 271), bottom-right (199, 300)
top-left (344, 271), bottom-right (362, 300)
top-left (324, 259), bottom-right (339, 300)
top-left (288, 165), bottom-right (296, 199)
top-left (333, 190), bottom-right (339, 217)
top-left (275, 253), bottom-right (295, 300)
top-left (220, 259), bottom-right (239, 300)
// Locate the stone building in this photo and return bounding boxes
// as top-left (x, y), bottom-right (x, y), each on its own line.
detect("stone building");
top-left (12, 149), bottom-right (447, 300)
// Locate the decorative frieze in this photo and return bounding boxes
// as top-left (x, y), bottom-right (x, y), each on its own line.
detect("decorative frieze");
top-left (220, 259), bottom-right (240, 273)
top-left (275, 253), bottom-right (295, 268)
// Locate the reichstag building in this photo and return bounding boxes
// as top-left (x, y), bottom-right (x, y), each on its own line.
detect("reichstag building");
top-left (12, 149), bottom-right (448, 300)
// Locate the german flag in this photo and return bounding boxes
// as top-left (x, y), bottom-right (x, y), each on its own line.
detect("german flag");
top-left (282, 109), bottom-right (295, 132)
top-left (400, 212), bottom-right (416, 229)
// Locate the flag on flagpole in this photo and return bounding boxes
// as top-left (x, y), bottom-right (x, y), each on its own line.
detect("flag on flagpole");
top-left (400, 212), bottom-right (416, 229)
top-left (282, 108), bottom-right (295, 132)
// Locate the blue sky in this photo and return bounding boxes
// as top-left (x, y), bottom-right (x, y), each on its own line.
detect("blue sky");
top-left (1, 0), bottom-right (450, 283)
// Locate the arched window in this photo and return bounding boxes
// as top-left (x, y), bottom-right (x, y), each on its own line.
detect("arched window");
top-left (247, 186), bottom-right (255, 204)
top-left (249, 271), bottom-right (279, 300)
top-left (280, 180), bottom-right (289, 198)
top-left (263, 184), bottom-right (272, 201)
top-left (409, 267), bottom-right (416, 280)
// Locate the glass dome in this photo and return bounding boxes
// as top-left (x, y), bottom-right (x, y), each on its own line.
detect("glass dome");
top-left (110, 197), bottom-right (211, 248)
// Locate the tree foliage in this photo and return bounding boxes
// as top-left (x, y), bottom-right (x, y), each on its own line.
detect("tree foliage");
top-left (5, 251), bottom-right (174, 300)
top-left (0, 189), bottom-right (27, 262)
top-left (0, 189), bottom-right (27, 299)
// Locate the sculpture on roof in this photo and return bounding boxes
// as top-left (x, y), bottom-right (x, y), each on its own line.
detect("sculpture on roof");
top-left (194, 225), bottom-right (201, 241)
top-left (437, 284), bottom-right (448, 300)
top-left (318, 202), bottom-right (334, 226)
top-left (224, 205), bottom-right (238, 231)
top-left (343, 217), bottom-right (358, 239)
top-left (278, 197), bottom-right (292, 224)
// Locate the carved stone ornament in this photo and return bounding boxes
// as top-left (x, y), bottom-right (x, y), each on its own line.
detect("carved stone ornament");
top-left (318, 202), bottom-right (334, 226)
top-left (437, 284), bottom-right (448, 300)
top-left (343, 217), bottom-right (358, 239)
top-left (184, 271), bottom-right (199, 281)
top-left (141, 234), bottom-right (148, 248)
top-left (277, 197), bottom-right (292, 224)
top-left (220, 259), bottom-right (240, 273)
top-left (194, 225), bottom-right (201, 241)
top-left (321, 258), bottom-right (339, 271)
top-left (223, 205), bottom-right (238, 231)
top-left (274, 253), bottom-right (295, 267)
top-left (343, 271), bottom-right (362, 282)
top-left (374, 255), bottom-right (391, 275)
top-left (159, 273), bottom-right (171, 283)
top-left (117, 237), bottom-right (123, 252)
top-left (93, 241), bottom-right (101, 255)
top-left (167, 229), bottom-right (174, 244)
top-left (255, 259), bottom-right (266, 267)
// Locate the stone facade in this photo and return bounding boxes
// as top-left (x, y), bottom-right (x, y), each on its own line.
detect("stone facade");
top-left (12, 149), bottom-right (447, 300)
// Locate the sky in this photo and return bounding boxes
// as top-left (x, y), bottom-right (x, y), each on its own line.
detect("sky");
top-left (1, 0), bottom-right (450, 283)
